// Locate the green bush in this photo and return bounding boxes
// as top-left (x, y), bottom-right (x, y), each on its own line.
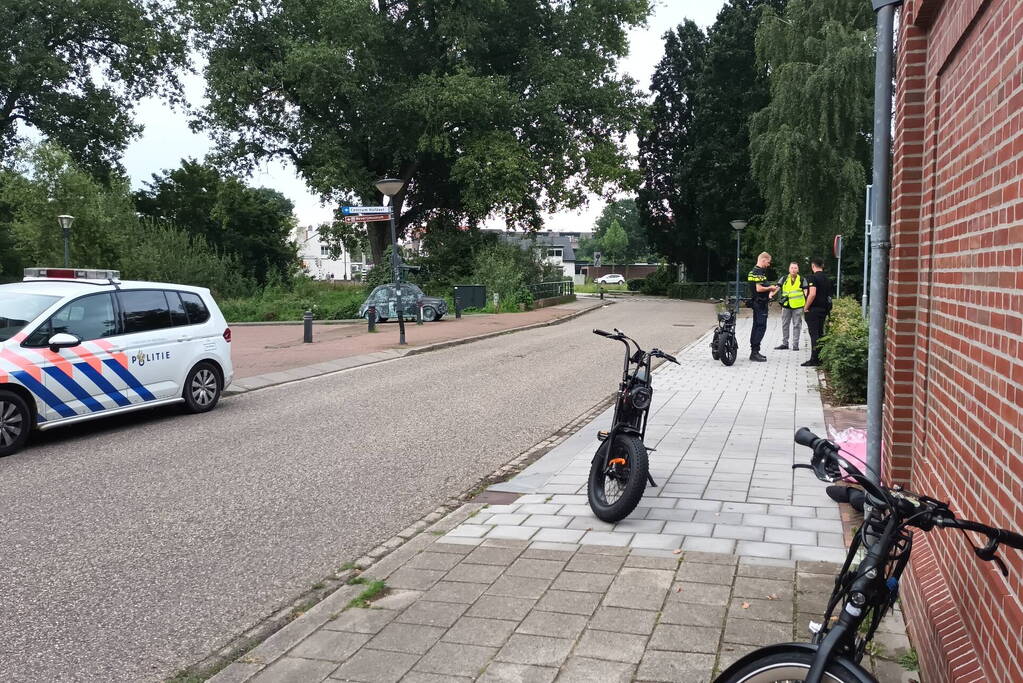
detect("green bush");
top-left (819, 297), bottom-right (869, 404)
top-left (218, 278), bottom-right (368, 322)
top-left (627, 278), bottom-right (645, 291)
top-left (640, 265), bottom-right (677, 295)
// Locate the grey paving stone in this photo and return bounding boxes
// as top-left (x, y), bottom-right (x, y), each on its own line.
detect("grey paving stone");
top-left (212, 662), bottom-right (262, 683)
top-left (396, 600), bottom-right (468, 628)
top-left (407, 552), bottom-right (464, 572)
top-left (674, 499), bottom-right (722, 511)
top-left (567, 517), bottom-right (615, 531)
top-left (517, 504), bottom-right (564, 515)
top-left (495, 634), bottom-right (574, 667)
top-left (795, 559), bottom-right (842, 575)
top-left (742, 513), bottom-right (794, 529)
top-left (324, 608), bottom-right (399, 634)
top-left (682, 537), bottom-right (736, 554)
top-left (735, 541), bottom-right (791, 560)
top-left (531, 528), bottom-right (585, 544)
top-left (666, 581), bottom-right (731, 607)
top-left (658, 601), bottom-right (727, 628)
top-left (414, 641), bottom-right (497, 677)
top-left (550, 571), bottom-right (614, 593)
top-left (564, 552), bottom-right (625, 575)
top-left (727, 596), bottom-right (794, 623)
top-left (465, 546), bottom-right (523, 566)
top-left (486, 573), bottom-right (553, 600)
top-left (442, 617), bottom-right (518, 647)
top-left (488, 525), bottom-right (538, 541)
top-left (648, 623), bottom-right (721, 654)
top-left (630, 533), bottom-right (684, 550)
top-left (574, 629), bottom-right (647, 663)
top-left (534, 589), bottom-right (602, 616)
top-left (385, 567), bottom-right (446, 591)
top-left (467, 595), bottom-right (538, 621)
top-left (764, 528), bottom-right (818, 546)
top-left (675, 561), bottom-right (735, 585)
top-left (444, 526), bottom-right (489, 539)
top-left (575, 543), bottom-right (631, 556)
top-left (251, 657), bottom-right (336, 683)
top-left (613, 518), bottom-right (667, 533)
top-left (636, 651), bottom-right (716, 682)
top-left (662, 521), bottom-right (714, 536)
top-left (291, 630), bottom-right (370, 662)
top-left (328, 648), bottom-right (419, 682)
top-left (521, 547), bottom-right (576, 561)
top-left (643, 508), bottom-right (698, 522)
top-left (716, 643), bottom-right (759, 673)
top-left (713, 524), bottom-right (765, 541)
top-left (721, 502), bottom-right (769, 514)
top-left (420, 581), bottom-right (489, 604)
top-left (604, 568), bottom-right (674, 611)
top-left (736, 562), bottom-right (795, 582)
top-left (694, 511), bottom-right (743, 525)
top-left (370, 590), bottom-right (423, 612)
top-left (444, 562), bottom-right (506, 584)
top-left (515, 610), bottom-right (588, 639)
top-left (477, 662), bottom-right (557, 683)
top-left (366, 622), bottom-right (445, 655)
top-left (683, 551), bottom-right (739, 566)
top-left (579, 530), bottom-right (632, 546)
top-left (588, 606), bottom-right (659, 635)
top-left (796, 571), bottom-right (839, 595)
top-left (401, 672), bottom-right (471, 683)
top-left (507, 557), bottom-right (566, 579)
top-left (723, 618), bottom-right (793, 647)
top-left (818, 532), bottom-right (846, 548)
top-left (624, 554), bottom-right (681, 570)
top-left (768, 504), bottom-right (816, 517)
top-left (555, 657), bottom-right (635, 683)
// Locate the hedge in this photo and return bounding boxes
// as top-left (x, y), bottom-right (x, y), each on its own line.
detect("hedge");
top-left (666, 281), bottom-right (732, 300)
top-left (819, 297), bottom-right (869, 404)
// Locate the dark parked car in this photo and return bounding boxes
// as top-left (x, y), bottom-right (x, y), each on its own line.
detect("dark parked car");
top-left (358, 283), bottom-right (448, 322)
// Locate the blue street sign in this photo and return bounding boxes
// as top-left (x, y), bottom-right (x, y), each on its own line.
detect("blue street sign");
top-left (341, 206), bottom-right (390, 216)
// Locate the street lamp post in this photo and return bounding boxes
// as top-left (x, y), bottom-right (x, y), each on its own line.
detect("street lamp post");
top-left (730, 220), bottom-right (748, 308)
top-left (374, 178), bottom-right (406, 345)
top-left (57, 215), bottom-right (74, 267)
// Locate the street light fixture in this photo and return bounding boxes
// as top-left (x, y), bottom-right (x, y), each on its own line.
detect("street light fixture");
top-left (57, 215), bottom-right (75, 267)
top-left (374, 178), bottom-right (407, 345)
top-left (730, 220), bottom-right (747, 305)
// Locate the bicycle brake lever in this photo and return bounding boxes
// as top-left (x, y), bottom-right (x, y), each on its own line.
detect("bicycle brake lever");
top-left (976, 539), bottom-right (1010, 577)
top-left (792, 464), bottom-right (814, 471)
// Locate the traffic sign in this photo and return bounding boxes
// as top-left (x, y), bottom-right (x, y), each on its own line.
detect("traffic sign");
top-left (341, 206), bottom-right (390, 216)
top-left (343, 214), bottom-right (391, 223)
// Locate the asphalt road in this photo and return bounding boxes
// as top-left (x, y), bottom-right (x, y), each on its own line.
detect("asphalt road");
top-left (0, 297), bottom-right (713, 682)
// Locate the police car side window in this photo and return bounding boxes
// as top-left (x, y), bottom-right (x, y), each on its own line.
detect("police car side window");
top-left (167, 291), bottom-right (189, 326)
top-left (179, 292), bottom-right (210, 325)
top-left (120, 290), bottom-right (172, 334)
top-left (25, 293), bottom-right (118, 346)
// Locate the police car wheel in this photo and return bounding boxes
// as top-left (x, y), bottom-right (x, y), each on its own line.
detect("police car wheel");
top-left (183, 362), bottom-right (222, 414)
top-left (0, 390), bottom-right (31, 457)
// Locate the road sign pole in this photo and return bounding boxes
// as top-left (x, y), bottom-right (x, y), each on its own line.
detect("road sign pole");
top-left (388, 201), bottom-right (406, 345)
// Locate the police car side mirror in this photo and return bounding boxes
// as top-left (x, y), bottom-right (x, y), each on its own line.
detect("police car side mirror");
top-left (48, 332), bottom-right (81, 352)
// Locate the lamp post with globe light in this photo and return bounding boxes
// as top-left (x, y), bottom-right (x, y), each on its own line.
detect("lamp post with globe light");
top-left (57, 215), bottom-right (74, 267)
top-left (374, 178), bottom-right (407, 345)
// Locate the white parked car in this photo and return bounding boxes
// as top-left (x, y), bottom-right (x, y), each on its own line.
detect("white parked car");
top-left (595, 274), bottom-right (626, 285)
top-left (0, 268), bottom-right (233, 456)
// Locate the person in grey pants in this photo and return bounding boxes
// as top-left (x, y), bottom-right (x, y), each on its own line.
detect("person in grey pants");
top-left (774, 261), bottom-right (809, 351)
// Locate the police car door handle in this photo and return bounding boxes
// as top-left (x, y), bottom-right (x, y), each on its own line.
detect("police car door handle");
top-left (177, 335), bottom-right (191, 342)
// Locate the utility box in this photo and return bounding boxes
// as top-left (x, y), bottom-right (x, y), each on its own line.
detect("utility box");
top-left (453, 284), bottom-right (486, 311)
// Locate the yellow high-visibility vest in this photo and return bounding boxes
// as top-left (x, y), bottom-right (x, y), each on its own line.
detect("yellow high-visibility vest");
top-left (780, 275), bottom-right (806, 309)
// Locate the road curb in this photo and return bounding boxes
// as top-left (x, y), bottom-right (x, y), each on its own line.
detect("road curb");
top-left (224, 300), bottom-right (612, 397)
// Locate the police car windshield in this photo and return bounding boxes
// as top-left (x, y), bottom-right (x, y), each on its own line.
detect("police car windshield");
top-left (0, 291), bottom-right (60, 341)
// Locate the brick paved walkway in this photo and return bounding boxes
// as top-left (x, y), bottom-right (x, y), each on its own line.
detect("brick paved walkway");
top-left (210, 315), bottom-right (917, 683)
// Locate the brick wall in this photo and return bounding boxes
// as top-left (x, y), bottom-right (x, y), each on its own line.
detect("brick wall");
top-left (886, 0), bottom-right (1023, 680)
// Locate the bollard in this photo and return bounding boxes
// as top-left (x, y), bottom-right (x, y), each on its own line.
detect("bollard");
top-left (493, 292), bottom-right (499, 310)
top-left (455, 298), bottom-right (462, 319)
top-left (416, 302), bottom-right (423, 325)
top-left (599, 286), bottom-right (604, 300)
top-left (367, 306), bottom-right (376, 332)
top-left (303, 310), bottom-right (313, 343)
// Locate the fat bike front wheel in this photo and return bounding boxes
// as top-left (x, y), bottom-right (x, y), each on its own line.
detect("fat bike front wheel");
top-left (588, 433), bottom-right (648, 522)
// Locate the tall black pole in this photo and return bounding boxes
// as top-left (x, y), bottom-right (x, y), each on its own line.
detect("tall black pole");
top-left (734, 232), bottom-right (741, 308)
top-left (389, 203), bottom-right (406, 345)
top-left (63, 229), bottom-right (70, 267)
top-left (866, 0), bottom-right (901, 486)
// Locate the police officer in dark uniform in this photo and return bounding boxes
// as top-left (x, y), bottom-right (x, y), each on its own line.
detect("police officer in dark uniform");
top-left (801, 257), bottom-right (834, 367)
top-left (747, 252), bottom-right (779, 362)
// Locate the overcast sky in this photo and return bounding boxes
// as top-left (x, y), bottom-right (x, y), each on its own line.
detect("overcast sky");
top-left (119, 0), bottom-right (725, 232)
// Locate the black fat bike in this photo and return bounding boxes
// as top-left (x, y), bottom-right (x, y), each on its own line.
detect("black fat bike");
top-left (715, 428), bottom-right (1023, 683)
top-left (711, 296), bottom-right (742, 366)
top-left (588, 328), bottom-right (679, 522)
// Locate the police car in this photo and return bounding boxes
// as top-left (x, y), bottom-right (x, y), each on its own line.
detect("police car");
top-left (0, 268), bottom-right (234, 456)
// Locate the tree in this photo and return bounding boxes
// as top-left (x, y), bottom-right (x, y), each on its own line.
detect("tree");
top-left (592, 198), bottom-right (650, 263)
top-left (750, 0), bottom-right (874, 273)
top-left (0, 0), bottom-right (186, 178)
top-left (637, 1), bottom-right (782, 280)
top-left (187, 0), bottom-right (651, 265)
top-left (601, 220), bottom-right (629, 268)
top-left (135, 159), bottom-right (298, 285)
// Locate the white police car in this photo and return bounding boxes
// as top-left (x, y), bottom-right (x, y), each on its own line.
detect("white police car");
top-left (0, 268), bottom-right (234, 456)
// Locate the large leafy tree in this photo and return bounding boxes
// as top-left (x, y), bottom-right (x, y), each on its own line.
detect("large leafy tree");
top-left (588, 198), bottom-right (650, 263)
top-left (637, 1), bottom-right (782, 280)
top-left (135, 160), bottom-right (298, 285)
top-left (186, 0), bottom-right (651, 265)
top-left (750, 0), bottom-right (873, 274)
top-left (0, 0), bottom-right (186, 178)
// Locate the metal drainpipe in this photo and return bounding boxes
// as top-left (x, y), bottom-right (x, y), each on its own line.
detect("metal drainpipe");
top-left (866, 0), bottom-right (902, 488)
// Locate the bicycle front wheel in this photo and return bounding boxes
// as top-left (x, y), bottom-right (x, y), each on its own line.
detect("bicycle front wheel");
top-left (718, 331), bottom-right (737, 366)
top-left (587, 434), bottom-right (648, 522)
top-left (716, 648), bottom-right (863, 683)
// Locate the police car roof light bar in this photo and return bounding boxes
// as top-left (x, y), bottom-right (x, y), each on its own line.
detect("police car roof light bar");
top-left (24, 267), bottom-right (121, 281)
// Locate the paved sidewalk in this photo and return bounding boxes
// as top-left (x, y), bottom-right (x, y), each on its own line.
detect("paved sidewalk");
top-left (209, 315), bottom-right (917, 683)
top-left (226, 299), bottom-right (606, 395)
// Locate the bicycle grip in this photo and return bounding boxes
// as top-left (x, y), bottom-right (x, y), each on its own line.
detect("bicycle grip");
top-left (997, 528), bottom-right (1023, 551)
top-left (794, 427), bottom-right (819, 448)
top-left (662, 352), bottom-right (678, 364)
top-left (593, 329), bottom-right (613, 337)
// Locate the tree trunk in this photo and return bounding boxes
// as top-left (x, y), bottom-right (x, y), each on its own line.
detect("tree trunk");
top-left (369, 224), bottom-right (388, 266)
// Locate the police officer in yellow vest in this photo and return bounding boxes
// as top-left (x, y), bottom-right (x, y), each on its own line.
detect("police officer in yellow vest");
top-left (774, 261), bottom-right (809, 351)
